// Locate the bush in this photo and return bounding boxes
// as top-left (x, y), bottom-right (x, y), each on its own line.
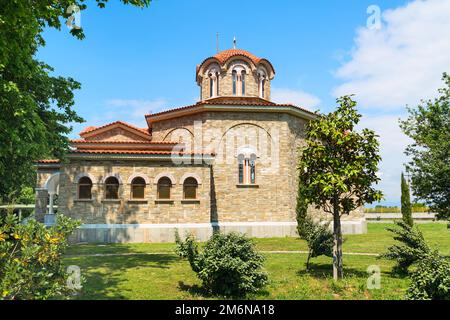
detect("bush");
top-left (0, 213), bottom-right (81, 300)
top-left (298, 215), bottom-right (333, 270)
top-left (379, 220), bottom-right (430, 274)
top-left (296, 193), bottom-right (334, 270)
top-left (406, 251), bottom-right (450, 300)
top-left (175, 231), bottom-right (268, 297)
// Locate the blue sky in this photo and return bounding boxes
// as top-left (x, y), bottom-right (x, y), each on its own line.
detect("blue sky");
top-left (37, 0), bottom-right (450, 206)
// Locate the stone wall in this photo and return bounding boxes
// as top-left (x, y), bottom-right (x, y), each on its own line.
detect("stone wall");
top-left (56, 160), bottom-right (211, 225)
top-left (150, 110), bottom-right (365, 225)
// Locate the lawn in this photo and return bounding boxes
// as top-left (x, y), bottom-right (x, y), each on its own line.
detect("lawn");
top-left (64, 223), bottom-right (449, 300)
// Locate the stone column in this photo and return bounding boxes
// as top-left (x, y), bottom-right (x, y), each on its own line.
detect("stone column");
top-left (35, 188), bottom-right (48, 223)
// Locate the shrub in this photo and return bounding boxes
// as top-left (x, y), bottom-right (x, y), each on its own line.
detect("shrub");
top-left (401, 173), bottom-right (414, 227)
top-left (379, 220), bottom-right (430, 274)
top-left (296, 183), bottom-right (334, 270)
top-left (0, 213), bottom-right (81, 300)
top-left (298, 215), bottom-right (333, 270)
top-left (406, 251), bottom-right (450, 300)
top-left (175, 231), bottom-right (268, 297)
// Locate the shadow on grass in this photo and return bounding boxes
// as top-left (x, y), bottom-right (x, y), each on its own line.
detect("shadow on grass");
top-left (297, 262), bottom-right (369, 278)
top-left (177, 281), bottom-right (271, 300)
top-left (69, 254), bottom-right (179, 299)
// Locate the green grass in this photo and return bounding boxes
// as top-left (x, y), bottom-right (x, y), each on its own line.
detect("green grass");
top-left (64, 223), bottom-right (449, 300)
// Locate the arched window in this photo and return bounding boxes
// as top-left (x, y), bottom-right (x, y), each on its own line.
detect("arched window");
top-left (105, 176), bottom-right (119, 199)
top-left (208, 68), bottom-right (219, 98)
top-left (157, 177), bottom-right (172, 199)
top-left (131, 177), bottom-right (146, 199)
top-left (78, 176), bottom-right (92, 199)
top-left (241, 70), bottom-right (246, 96)
top-left (231, 67), bottom-right (246, 96)
top-left (232, 70), bottom-right (237, 95)
top-left (183, 177), bottom-right (198, 200)
top-left (238, 153), bottom-right (256, 184)
top-left (258, 70), bottom-right (267, 99)
top-left (209, 77), bottom-right (214, 97)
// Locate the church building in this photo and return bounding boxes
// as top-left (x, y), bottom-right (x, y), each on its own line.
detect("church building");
top-left (35, 48), bottom-right (366, 243)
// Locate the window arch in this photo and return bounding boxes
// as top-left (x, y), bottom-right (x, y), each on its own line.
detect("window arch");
top-left (131, 177), bottom-right (146, 199)
top-left (183, 177), bottom-right (198, 200)
top-left (157, 177), bottom-right (172, 199)
top-left (78, 176), bottom-right (92, 200)
top-left (241, 70), bottom-right (245, 96)
top-left (207, 66), bottom-right (219, 98)
top-left (105, 176), bottom-right (119, 199)
top-left (231, 66), bottom-right (246, 96)
top-left (232, 70), bottom-right (237, 95)
top-left (238, 152), bottom-right (256, 185)
top-left (258, 69), bottom-right (267, 99)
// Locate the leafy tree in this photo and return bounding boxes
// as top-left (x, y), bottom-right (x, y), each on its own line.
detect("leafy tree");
top-left (0, 212), bottom-right (81, 300)
top-left (175, 231), bottom-right (268, 297)
top-left (0, 0), bottom-right (152, 202)
top-left (298, 96), bottom-right (383, 280)
top-left (400, 73), bottom-right (450, 220)
top-left (406, 250), bottom-right (450, 300)
top-left (401, 173), bottom-right (414, 227)
top-left (379, 220), bottom-right (430, 274)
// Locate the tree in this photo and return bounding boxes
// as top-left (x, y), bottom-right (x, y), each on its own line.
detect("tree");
top-left (379, 220), bottom-right (430, 274)
top-left (0, 212), bottom-right (81, 299)
top-left (0, 0), bottom-right (152, 203)
top-left (298, 96), bottom-right (383, 280)
top-left (400, 73), bottom-right (450, 220)
top-left (401, 173), bottom-right (414, 227)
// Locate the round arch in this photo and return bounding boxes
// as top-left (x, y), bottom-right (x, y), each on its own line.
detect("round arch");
top-left (179, 173), bottom-right (202, 185)
top-left (153, 173), bottom-right (176, 185)
top-left (127, 173), bottom-right (151, 184)
top-left (74, 172), bottom-right (97, 184)
top-left (99, 173), bottom-right (123, 184)
top-left (45, 172), bottom-right (60, 195)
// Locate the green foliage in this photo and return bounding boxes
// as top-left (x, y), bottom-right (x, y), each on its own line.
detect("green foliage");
top-left (298, 215), bottom-right (334, 270)
top-left (0, 0), bottom-right (152, 202)
top-left (298, 95), bottom-right (383, 278)
top-left (406, 250), bottom-right (450, 300)
top-left (400, 73), bottom-right (450, 220)
top-left (175, 231), bottom-right (268, 297)
top-left (401, 173), bottom-right (413, 227)
top-left (379, 220), bottom-right (430, 274)
top-left (298, 96), bottom-right (383, 216)
top-left (0, 213), bottom-right (81, 300)
top-left (296, 181), bottom-right (333, 270)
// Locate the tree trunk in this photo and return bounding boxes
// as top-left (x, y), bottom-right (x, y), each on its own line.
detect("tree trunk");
top-left (332, 196), bottom-right (343, 281)
top-left (306, 249), bottom-right (312, 271)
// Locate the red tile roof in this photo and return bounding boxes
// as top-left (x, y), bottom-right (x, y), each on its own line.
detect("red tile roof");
top-left (196, 49), bottom-right (275, 80)
top-left (36, 159), bottom-right (60, 164)
top-left (145, 96), bottom-right (316, 119)
top-left (214, 49), bottom-right (262, 65)
top-left (69, 149), bottom-right (212, 156)
top-left (79, 121), bottom-right (151, 138)
top-left (70, 139), bottom-right (177, 145)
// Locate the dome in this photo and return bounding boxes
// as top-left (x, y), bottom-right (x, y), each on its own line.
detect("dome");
top-left (213, 49), bottom-right (262, 65)
top-left (196, 48), bottom-right (275, 101)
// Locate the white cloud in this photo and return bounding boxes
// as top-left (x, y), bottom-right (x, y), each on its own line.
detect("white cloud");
top-left (271, 88), bottom-right (321, 109)
top-left (357, 114), bottom-right (413, 205)
top-left (334, 0), bottom-right (450, 110)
